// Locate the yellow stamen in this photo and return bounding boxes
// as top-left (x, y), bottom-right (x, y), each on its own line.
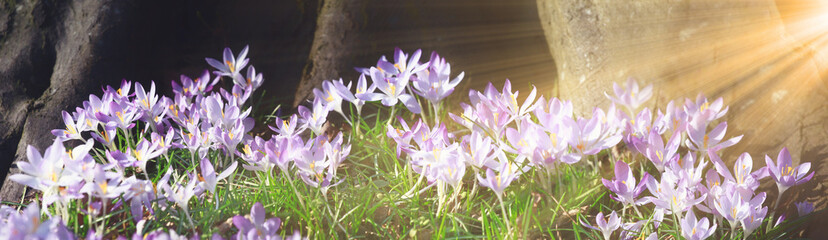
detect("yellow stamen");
top-left (226, 60), bottom-right (235, 72)
top-left (703, 134), bottom-right (709, 149)
top-left (100, 181), bottom-right (108, 195)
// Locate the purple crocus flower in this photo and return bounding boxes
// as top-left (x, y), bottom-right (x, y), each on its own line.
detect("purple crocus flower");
top-left (99, 101), bottom-right (141, 130)
top-left (357, 67), bottom-right (421, 113)
top-left (565, 109), bottom-right (623, 157)
top-left (134, 81), bottom-right (161, 118)
top-left (165, 173), bottom-right (199, 213)
top-left (206, 45), bottom-right (250, 81)
top-left (232, 202), bottom-right (282, 240)
top-left (122, 176), bottom-right (155, 223)
top-left (795, 201), bottom-right (814, 217)
top-left (686, 120), bottom-right (741, 154)
top-left (602, 160), bottom-right (650, 206)
top-left (334, 74), bottom-right (375, 116)
top-left (264, 135), bottom-right (303, 173)
top-left (679, 210), bottom-right (716, 240)
top-left (294, 134), bottom-right (344, 191)
top-left (411, 51), bottom-right (464, 103)
top-left (643, 130), bottom-right (680, 172)
top-left (386, 118), bottom-right (417, 157)
top-left (742, 205), bottom-right (768, 237)
top-left (10, 140), bottom-right (83, 209)
top-left (471, 79), bottom-right (538, 122)
top-left (243, 65), bottom-right (264, 91)
top-left (713, 187), bottom-right (750, 229)
top-left (313, 79), bottom-right (346, 117)
top-left (458, 131), bottom-right (498, 170)
top-left (476, 160), bottom-right (521, 197)
top-left (684, 94), bottom-right (728, 124)
top-left (533, 96), bottom-right (573, 132)
top-left (765, 147), bottom-right (814, 196)
top-left (297, 97), bottom-right (330, 136)
top-left (0, 203), bottom-right (75, 239)
top-left (580, 211), bottom-right (621, 240)
top-left (604, 77), bottom-right (653, 113)
top-left (132, 138), bottom-right (165, 173)
top-left (51, 111), bottom-right (88, 142)
top-left (199, 158), bottom-right (238, 195)
top-left (269, 114), bottom-right (303, 138)
top-left (709, 152), bottom-right (767, 195)
top-left (88, 164), bottom-right (127, 200)
top-left (644, 175), bottom-right (705, 215)
top-left (90, 122), bottom-right (118, 150)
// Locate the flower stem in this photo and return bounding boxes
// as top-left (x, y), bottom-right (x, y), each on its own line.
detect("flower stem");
top-left (496, 194), bottom-right (512, 237)
top-left (283, 171), bottom-right (307, 210)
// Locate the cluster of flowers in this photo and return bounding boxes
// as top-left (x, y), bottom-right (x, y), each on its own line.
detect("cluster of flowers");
top-left (582, 79), bottom-right (816, 239)
top-left (1, 46), bottom-right (331, 239)
top-left (369, 48), bottom-right (817, 239)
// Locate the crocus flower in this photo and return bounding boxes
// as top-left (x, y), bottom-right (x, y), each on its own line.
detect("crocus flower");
top-left (357, 67), bottom-right (421, 113)
top-left (709, 152), bottom-right (767, 195)
top-left (472, 79), bottom-right (538, 122)
top-left (206, 45), bottom-right (250, 81)
top-left (88, 164), bottom-right (127, 200)
top-left (742, 206), bottom-right (768, 237)
top-left (232, 202), bottom-right (282, 240)
top-left (297, 97), bottom-right (331, 136)
top-left (10, 140), bottom-right (83, 209)
top-left (51, 111), bottom-right (88, 142)
top-left (686, 120), bottom-right (741, 154)
top-left (134, 81), bottom-right (161, 117)
top-left (165, 173), bottom-right (199, 212)
top-left (90, 122), bottom-right (118, 150)
top-left (294, 134), bottom-right (344, 191)
top-left (242, 65), bottom-right (264, 91)
top-left (477, 159), bottom-right (521, 197)
top-left (680, 210), bottom-right (716, 240)
top-left (713, 188), bottom-right (750, 229)
top-left (334, 74), bottom-right (375, 116)
top-left (765, 147), bottom-right (814, 196)
top-left (122, 176), bottom-right (156, 223)
top-left (565, 109), bottom-right (623, 156)
top-left (533, 96), bottom-right (573, 132)
top-left (645, 175), bottom-right (705, 215)
top-left (643, 130), bottom-right (680, 172)
top-left (199, 158), bottom-right (238, 194)
top-left (580, 211), bottom-right (621, 240)
top-left (314, 79), bottom-right (346, 117)
top-left (684, 94), bottom-right (728, 124)
top-left (604, 77), bottom-right (653, 113)
top-left (132, 138), bottom-right (165, 173)
top-left (795, 201), bottom-right (814, 217)
top-left (0, 203), bottom-right (74, 239)
top-left (107, 79), bottom-right (133, 103)
top-left (602, 160), bottom-right (650, 206)
top-left (269, 114), bottom-right (303, 138)
top-left (459, 131), bottom-right (499, 170)
top-left (99, 101), bottom-right (141, 130)
top-left (411, 51), bottom-right (464, 103)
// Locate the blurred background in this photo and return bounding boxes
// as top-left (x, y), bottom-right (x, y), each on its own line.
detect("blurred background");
top-left (1, 0), bottom-right (827, 236)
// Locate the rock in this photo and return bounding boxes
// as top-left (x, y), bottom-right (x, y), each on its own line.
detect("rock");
top-left (537, 0), bottom-right (828, 236)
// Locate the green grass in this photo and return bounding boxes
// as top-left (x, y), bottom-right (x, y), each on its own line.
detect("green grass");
top-left (2, 93), bottom-right (817, 240)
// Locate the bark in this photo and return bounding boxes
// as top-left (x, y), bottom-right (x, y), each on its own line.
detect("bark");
top-left (294, 0), bottom-right (361, 107)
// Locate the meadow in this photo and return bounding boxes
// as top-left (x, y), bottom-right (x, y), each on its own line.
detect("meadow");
top-left (0, 46), bottom-right (818, 239)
